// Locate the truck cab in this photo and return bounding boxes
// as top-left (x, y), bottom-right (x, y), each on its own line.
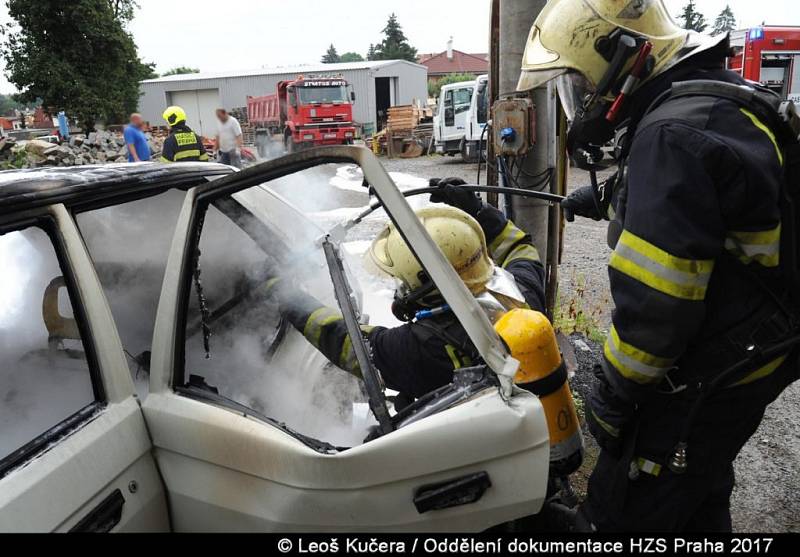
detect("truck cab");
top-left (280, 77), bottom-right (356, 152)
top-left (249, 77), bottom-right (357, 157)
top-left (434, 80), bottom-right (476, 158)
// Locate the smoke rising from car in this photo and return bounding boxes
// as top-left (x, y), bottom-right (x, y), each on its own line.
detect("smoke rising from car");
top-left (0, 163), bottom-right (433, 454)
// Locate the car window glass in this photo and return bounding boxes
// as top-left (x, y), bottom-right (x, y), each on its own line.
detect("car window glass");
top-left (455, 87), bottom-right (474, 114)
top-left (0, 226), bottom-right (97, 464)
top-left (76, 189), bottom-right (188, 399)
top-left (182, 165), bottom-right (419, 447)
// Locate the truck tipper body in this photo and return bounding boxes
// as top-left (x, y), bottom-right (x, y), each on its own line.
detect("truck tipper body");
top-left (248, 76), bottom-right (356, 155)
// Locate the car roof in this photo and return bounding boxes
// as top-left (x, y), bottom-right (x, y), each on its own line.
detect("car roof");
top-left (0, 162), bottom-right (233, 217)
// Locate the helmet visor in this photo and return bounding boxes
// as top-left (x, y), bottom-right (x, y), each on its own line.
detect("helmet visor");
top-left (555, 72), bottom-right (596, 122)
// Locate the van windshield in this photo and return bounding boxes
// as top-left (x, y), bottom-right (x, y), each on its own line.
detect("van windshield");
top-left (298, 86), bottom-right (348, 105)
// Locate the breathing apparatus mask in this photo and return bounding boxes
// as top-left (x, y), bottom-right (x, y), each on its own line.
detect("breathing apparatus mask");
top-left (561, 31), bottom-right (655, 170)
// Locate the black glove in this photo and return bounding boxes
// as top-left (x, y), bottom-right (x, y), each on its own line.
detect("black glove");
top-left (429, 177), bottom-right (483, 218)
top-left (562, 185), bottom-right (605, 223)
top-left (585, 365), bottom-right (634, 458)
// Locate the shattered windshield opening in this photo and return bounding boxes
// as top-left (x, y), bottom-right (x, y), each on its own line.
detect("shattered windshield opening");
top-left (180, 162), bottom-right (500, 449)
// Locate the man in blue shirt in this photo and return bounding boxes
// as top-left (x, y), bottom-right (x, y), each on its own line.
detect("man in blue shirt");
top-left (124, 113), bottom-right (151, 162)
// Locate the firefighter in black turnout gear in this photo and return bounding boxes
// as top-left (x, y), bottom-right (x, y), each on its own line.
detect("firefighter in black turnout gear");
top-left (160, 106), bottom-right (210, 163)
top-left (266, 179), bottom-right (546, 403)
top-left (518, 0), bottom-right (800, 532)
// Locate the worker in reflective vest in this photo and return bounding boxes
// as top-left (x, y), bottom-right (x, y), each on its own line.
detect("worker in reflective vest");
top-left (160, 106), bottom-right (209, 163)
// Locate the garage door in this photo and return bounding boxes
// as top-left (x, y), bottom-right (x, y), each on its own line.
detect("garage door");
top-left (167, 89), bottom-right (220, 138)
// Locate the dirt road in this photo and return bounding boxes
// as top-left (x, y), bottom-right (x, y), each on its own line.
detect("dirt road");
top-left (381, 155), bottom-right (800, 533)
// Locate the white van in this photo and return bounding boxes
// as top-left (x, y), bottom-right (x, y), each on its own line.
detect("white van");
top-left (433, 80), bottom-right (476, 158)
top-left (433, 76), bottom-right (489, 162)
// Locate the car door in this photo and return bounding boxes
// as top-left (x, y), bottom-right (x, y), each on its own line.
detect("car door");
top-left (0, 204), bottom-right (169, 533)
top-left (143, 146), bottom-right (550, 532)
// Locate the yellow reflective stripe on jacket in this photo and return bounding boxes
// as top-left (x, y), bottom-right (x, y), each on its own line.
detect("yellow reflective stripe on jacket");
top-left (444, 344), bottom-right (472, 370)
top-left (174, 149), bottom-right (203, 161)
top-left (338, 326), bottom-right (375, 376)
top-left (590, 408), bottom-right (620, 438)
top-left (302, 307), bottom-right (342, 348)
top-left (636, 458), bottom-right (662, 477)
top-left (605, 325), bottom-right (677, 385)
top-left (160, 156), bottom-right (172, 163)
top-left (734, 354), bottom-right (789, 387)
top-left (725, 224), bottom-right (781, 268)
top-left (740, 109), bottom-right (784, 166)
top-left (609, 230), bottom-right (714, 301)
top-left (502, 243), bottom-right (540, 268)
top-left (489, 222), bottom-right (526, 264)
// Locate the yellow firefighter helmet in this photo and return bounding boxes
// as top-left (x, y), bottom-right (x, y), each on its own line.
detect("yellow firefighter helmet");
top-left (162, 106), bottom-right (187, 127)
top-left (369, 206), bottom-right (494, 296)
top-left (517, 0), bottom-right (725, 113)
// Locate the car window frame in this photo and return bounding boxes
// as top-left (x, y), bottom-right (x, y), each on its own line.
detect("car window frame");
top-left (156, 147), bottom-right (517, 448)
top-left (0, 213), bottom-right (106, 479)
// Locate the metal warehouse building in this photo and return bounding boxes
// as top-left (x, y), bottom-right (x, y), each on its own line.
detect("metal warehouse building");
top-left (138, 60), bottom-right (428, 137)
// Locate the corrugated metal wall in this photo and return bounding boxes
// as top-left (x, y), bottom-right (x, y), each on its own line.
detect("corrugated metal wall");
top-left (139, 61), bottom-right (428, 133)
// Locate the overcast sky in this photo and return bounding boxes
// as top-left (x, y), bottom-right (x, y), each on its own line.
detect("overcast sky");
top-left (0, 0), bottom-right (797, 94)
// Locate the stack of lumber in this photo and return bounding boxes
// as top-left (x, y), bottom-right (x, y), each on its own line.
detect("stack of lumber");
top-left (387, 105), bottom-right (425, 134)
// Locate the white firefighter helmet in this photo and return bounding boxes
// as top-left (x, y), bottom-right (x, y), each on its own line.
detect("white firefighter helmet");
top-left (517, 0), bottom-right (726, 118)
top-left (369, 206), bottom-right (494, 297)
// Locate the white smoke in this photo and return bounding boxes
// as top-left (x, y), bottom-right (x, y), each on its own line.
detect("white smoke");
top-left (0, 163), bottom-right (435, 454)
top-left (0, 228), bottom-right (95, 458)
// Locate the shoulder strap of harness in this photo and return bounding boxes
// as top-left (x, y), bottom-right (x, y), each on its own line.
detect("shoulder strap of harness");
top-left (645, 79), bottom-right (800, 310)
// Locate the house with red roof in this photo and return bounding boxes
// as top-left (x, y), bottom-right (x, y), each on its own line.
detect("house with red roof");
top-left (418, 38), bottom-right (488, 91)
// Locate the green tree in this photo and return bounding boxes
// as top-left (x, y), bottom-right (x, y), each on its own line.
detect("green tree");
top-left (371, 14), bottom-right (418, 62)
top-left (429, 73), bottom-right (475, 99)
top-left (340, 52), bottom-right (365, 63)
top-left (163, 66), bottom-right (201, 76)
top-left (1, 0), bottom-right (153, 131)
top-left (712, 4), bottom-right (737, 36)
top-left (677, 0), bottom-right (708, 33)
top-left (107, 0), bottom-right (138, 22)
top-left (321, 44), bottom-right (340, 64)
top-left (366, 44), bottom-right (378, 61)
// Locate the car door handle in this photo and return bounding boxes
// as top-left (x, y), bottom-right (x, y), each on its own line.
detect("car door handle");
top-left (413, 472), bottom-right (492, 514)
top-left (69, 489), bottom-right (125, 533)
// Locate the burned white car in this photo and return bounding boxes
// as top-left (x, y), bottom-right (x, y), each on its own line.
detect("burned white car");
top-left (0, 147), bottom-right (551, 532)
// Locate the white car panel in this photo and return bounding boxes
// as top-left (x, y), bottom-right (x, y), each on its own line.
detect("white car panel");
top-left (143, 389), bottom-right (548, 532)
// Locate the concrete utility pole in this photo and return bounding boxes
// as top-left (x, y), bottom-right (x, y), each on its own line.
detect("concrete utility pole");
top-left (497, 0), bottom-right (559, 313)
top-left (498, 0), bottom-right (551, 255)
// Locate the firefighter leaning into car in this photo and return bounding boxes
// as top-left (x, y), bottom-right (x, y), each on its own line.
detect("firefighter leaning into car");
top-left (265, 179), bottom-right (546, 407)
top-left (517, 0), bottom-right (800, 532)
top-left (160, 106), bottom-right (210, 163)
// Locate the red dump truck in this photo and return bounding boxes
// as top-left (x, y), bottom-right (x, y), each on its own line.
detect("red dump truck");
top-left (248, 76), bottom-right (357, 156)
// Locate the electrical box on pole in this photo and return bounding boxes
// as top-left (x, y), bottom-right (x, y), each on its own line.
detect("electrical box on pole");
top-left (492, 98), bottom-right (536, 156)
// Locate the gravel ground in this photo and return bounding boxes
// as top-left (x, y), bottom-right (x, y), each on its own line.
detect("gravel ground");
top-left (380, 154), bottom-right (800, 533)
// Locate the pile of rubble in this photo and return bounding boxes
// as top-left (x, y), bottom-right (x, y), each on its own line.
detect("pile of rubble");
top-left (0, 130), bottom-right (165, 169)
